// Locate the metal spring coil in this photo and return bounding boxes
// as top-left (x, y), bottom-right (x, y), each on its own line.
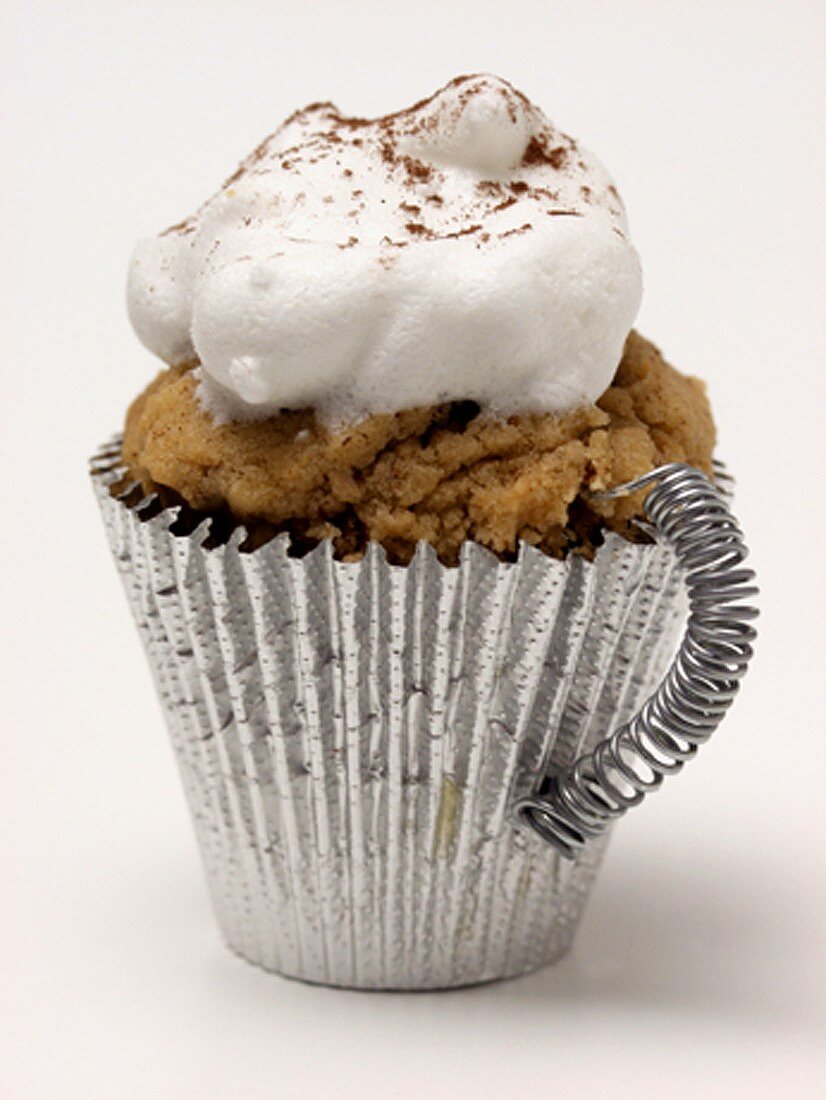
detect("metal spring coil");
top-left (514, 462), bottom-right (759, 859)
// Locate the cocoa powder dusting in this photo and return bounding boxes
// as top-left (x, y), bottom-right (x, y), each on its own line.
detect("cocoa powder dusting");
top-left (160, 216), bottom-right (196, 238)
top-left (498, 222), bottom-right (532, 239)
top-left (402, 156), bottom-right (432, 182)
top-left (521, 135), bottom-right (568, 170)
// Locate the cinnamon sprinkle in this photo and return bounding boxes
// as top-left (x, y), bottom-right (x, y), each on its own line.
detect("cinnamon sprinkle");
top-left (498, 222), bottom-right (532, 239)
top-left (521, 135), bottom-right (568, 170)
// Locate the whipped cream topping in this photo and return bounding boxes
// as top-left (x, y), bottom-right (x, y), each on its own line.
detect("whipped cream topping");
top-left (128, 75), bottom-right (642, 424)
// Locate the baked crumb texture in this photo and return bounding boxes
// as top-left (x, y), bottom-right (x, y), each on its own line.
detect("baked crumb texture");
top-left (122, 331), bottom-right (715, 564)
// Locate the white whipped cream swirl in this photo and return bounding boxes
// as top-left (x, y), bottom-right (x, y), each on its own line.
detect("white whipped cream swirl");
top-left (127, 75), bottom-right (642, 424)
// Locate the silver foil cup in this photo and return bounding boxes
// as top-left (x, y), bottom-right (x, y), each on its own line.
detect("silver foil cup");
top-left (91, 444), bottom-right (755, 989)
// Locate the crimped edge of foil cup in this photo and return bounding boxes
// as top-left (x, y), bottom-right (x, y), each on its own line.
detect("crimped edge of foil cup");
top-left (91, 439), bottom-right (684, 988)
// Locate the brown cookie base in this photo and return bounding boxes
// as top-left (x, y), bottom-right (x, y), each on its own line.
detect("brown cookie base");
top-left (122, 331), bottom-right (714, 564)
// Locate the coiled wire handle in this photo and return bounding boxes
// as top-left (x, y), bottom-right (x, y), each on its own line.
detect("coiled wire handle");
top-left (514, 462), bottom-right (758, 859)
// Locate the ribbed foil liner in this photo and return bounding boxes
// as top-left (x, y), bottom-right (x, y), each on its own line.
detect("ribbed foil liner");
top-left (92, 449), bottom-right (683, 989)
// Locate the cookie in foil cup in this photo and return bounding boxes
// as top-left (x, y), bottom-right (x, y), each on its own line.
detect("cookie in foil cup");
top-left (91, 442), bottom-right (688, 990)
top-left (96, 75), bottom-right (759, 991)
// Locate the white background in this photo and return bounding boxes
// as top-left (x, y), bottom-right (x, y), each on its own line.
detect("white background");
top-left (3, 2), bottom-right (825, 1097)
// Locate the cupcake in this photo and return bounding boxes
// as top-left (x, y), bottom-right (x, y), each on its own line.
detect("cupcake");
top-left (93, 75), bottom-right (757, 989)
